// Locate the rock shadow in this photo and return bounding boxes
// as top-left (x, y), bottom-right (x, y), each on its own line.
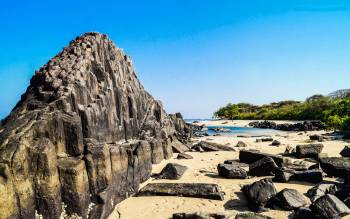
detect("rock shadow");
top-left (224, 192), bottom-right (249, 212)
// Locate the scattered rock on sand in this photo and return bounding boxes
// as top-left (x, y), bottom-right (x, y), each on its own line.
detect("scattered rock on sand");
top-left (340, 146), bottom-right (350, 157)
top-left (248, 157), bottom-right (279, 177)
top-left (177, 153), bottom-right (193, 159)
top-left (217, 163), bottom-right (248, 179)
top-left (235, 212), bottom-right (274, 219)
top-left (335, 185), bottom-right (350, 204)
top-left (283, 145), bottom-right (296, 156)
top-left (192, 141), bottom-right (235, 152)
top-left (310, 194), bottom-right (350, 219)
top-left (267, 188), bottom-right (308, 210)
top-left (224, 160), bottom-right (249, 168)
top-left (138, 183), bottom-right (225, 200)
top-left (236, 141), bottom-right (247, 147)
top-left (271, 140), bottom-right (281, 146)
top-left (273, 168), bottom-right (295, 182)
top-left (256, 138), bottom-right (273, 143)
top-left (241, 178), bottom-right (277, 212)
top-left (319, 157), bottom-right (350, 183)
top-left (239, 150), bottom-right (284, 167)
top-left (307, 183), bottom-right (338, 202)
top-left (173, 212), bottom-right (233, 219)
top-left (309, 134), bottom-right (324, 142)
top-left (292, 207), bottom-right (315, 219)
top-left (295, 143), bottom-right (324, 158)
top-left (292, 169), bottom-right (324, 183)
top-left (158, 163), bottom-right (188, 180)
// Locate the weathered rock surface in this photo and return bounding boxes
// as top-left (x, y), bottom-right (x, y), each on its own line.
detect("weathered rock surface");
top-left (0, 33), bottom-right (191, 219)
top-left (306, 183), bottom-right (338, 202)
top-left (319, 157), bottom-right (350, 183)
top-left (138, 183), bottom-right (225, 200)
top-left (239, 150), bottom-right (284, 167)
top-left (235, 212), bottom-right (274, 219)
top-left (340, 146), bottom-right (350, 157)
top-left (173, 212), bottom-right (235, 219)
top-left (295, 143), bottom-right (324, 158)
top-left (273, 168), bottom-right (295, 182)
top-left (217, 163), bottom-right (248, 179)
top-left (309, 134), bottom-right (324, 142)
top-left (241, 178), bottom-right (277, 212)
top-left (158, 163), bottom-right (187, 180)
top-left (236, 141), bottom-right (247, 147)
top-left (292, 207), bottom-right (315, 219)
top-left (248, 157), bottom-right (278, 177)
top-left (256, 138), bottom-right (273, 143)
top-left (335, 185), bottom-right (350, 205)
top-left (192, 141), bottom-right (235, 152)
top-left (267, 188), bottom-right (308, 210)
top-left (177, 153), bottom-right (193, 159)
top-left (292, 169), bottom-right (324, 183)
top-left (310, 194), bottom-right (350, 219)
top-left (270, 140), bottom-right (281, 146)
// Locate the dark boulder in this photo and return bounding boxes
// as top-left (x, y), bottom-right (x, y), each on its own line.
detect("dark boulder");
top-left (158, 163), bottom-right (187, 180)
top-left (273, 168), bottom-right (295, 182)
top-left (235, 212), bottom-right (274, 219)
top-left (192, 141), bottom-right (235, 152)
top-left (256, 138), bottom-right (273, 143)
top-left (267, 188), bottom-right (308, 210)
top-left (177, 153), bottom-right (193, 159)
top-left (236, 141), bottom-right (247, 147)
top-left (239, 150), bottom-right (284, 167)
top-left (319, 157), bottom-right (350, 183)
top-left (310, 194), bottom-right (350, 219)
top-left (340, 146), bottom-right (350, 158)
top-left (292, 169), bottom-right (323, 183)
top-left (309, 134), bottom-right (324, 142)
top-left (271, 140), bottom-right (281, 146)
top-left (138, 183), bottom-right (225, 200)
top-left (248, 157), bottom-right (279, 177)
top-left (249, 121), bottom-right (276, 129)
top-left (173, 212), bottom-right (235, 219)
top-left (307, 183), bottom-right (338, 202)
top-left (224, 160), bottom-right (249, 168)
top-left (292, 207), bottom-right (315, 219)
top-left (217, 163), bottom-right (248, 179)
top-left (334, 185), bottom-right (350, 207)
top-left (295, 144), bottom-right (324, 158)
top-left (241, 178), bottom-right (277, 212)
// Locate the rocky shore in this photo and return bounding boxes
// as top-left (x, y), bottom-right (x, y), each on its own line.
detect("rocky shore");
top-left (111, 120), bottom-right (350, 219)
top-left (0, 32), bottom-right (191, 219)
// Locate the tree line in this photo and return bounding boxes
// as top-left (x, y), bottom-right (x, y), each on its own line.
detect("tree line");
top-left (214, 95), bottom-right (350, 131)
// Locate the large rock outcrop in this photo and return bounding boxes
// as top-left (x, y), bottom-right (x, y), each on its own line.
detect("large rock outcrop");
top-left (0, 32), bottom-right (191, 219)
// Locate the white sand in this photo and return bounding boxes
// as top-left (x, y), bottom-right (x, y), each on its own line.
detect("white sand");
top-left (109, 120), bottom-right (349, 219)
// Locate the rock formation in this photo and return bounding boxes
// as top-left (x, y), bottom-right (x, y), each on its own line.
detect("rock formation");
top-left (0, 32), bottom-right (191, 219)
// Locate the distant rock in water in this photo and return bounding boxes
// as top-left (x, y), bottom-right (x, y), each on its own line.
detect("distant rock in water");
top-left (249, 120), bottom-right (326, 131)
top-left (0, 32), bottom-right (191, 219)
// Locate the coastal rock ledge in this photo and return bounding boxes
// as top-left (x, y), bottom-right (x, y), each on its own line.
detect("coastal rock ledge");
top-left (0, 32), bottom-right (191, 219)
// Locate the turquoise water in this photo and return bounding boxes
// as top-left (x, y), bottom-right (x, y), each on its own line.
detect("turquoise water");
top-left (206, 125), bottom-right (279, 136)
top-left (185, 119), bottom-right (281, 136)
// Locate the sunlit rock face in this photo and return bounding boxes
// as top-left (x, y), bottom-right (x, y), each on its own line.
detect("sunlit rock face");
top-left (0, 32), bottom-right (191, 219)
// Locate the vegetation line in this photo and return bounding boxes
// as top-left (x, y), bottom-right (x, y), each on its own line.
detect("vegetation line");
top-left (214, 93), bottom-right (350, 131)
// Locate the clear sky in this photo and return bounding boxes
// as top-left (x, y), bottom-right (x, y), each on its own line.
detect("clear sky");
top-left (1, 0), bottom-right (350, 119)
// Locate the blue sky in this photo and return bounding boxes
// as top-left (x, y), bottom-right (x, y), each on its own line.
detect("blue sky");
top-left (1, 1), bottom-right (350, 119)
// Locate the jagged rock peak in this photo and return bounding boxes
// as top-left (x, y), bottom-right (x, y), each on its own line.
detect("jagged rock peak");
top-left (0, 32), bottom-right (191, 219)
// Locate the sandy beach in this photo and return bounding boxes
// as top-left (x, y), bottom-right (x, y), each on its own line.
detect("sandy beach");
top-left (109, 120), bottom-right (350, 219)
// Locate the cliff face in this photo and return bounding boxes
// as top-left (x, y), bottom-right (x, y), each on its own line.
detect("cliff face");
top-left (0, 32), bottom-right (191, 219)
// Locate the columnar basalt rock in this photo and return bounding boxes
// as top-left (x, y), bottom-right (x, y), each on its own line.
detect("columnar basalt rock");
top-left (0, 32), bottom-right (191, 219)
